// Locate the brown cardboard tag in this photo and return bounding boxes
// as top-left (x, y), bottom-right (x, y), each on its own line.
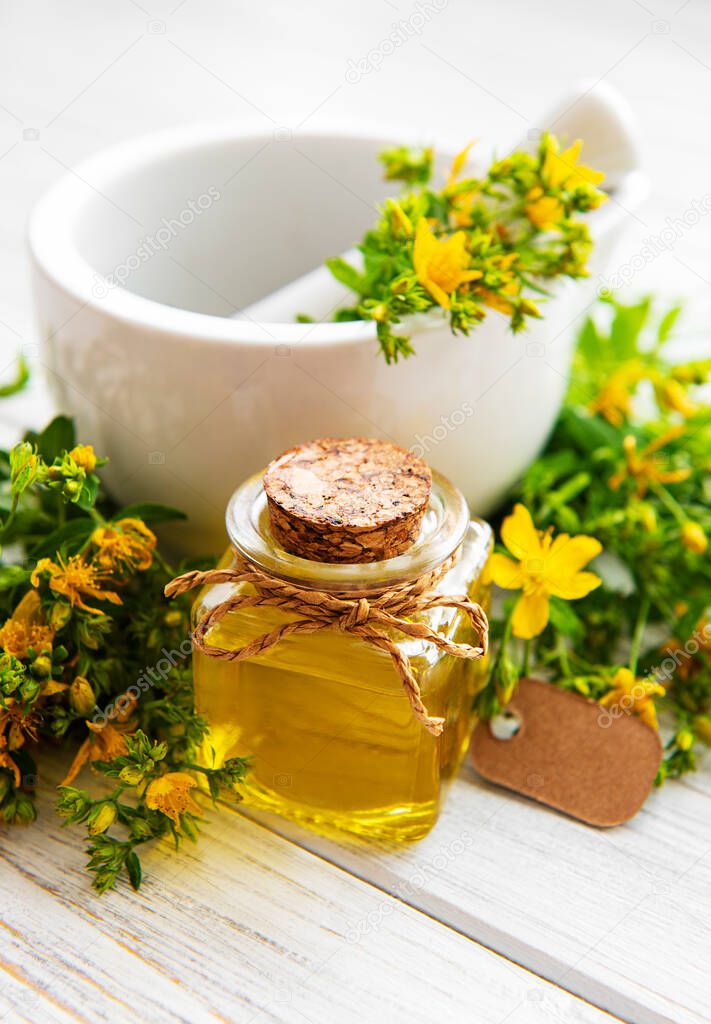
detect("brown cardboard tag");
top-left (470, 678), bottom-right (663, 826)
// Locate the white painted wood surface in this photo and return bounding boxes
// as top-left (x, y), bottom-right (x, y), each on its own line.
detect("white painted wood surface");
top-left (0, 756), bottom-right (617, 1024)
top-left (245, 759), bottom-right (711, 1024)
top-left (1, 1), bottom-right (711, 1021)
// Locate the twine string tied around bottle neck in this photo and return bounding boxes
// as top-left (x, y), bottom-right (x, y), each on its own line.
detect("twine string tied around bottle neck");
top-left (165, 550), bottom-right (489, 736)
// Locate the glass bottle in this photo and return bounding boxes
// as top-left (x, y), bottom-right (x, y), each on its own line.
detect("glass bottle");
top-left (191, 443), bottom-right (492, 841)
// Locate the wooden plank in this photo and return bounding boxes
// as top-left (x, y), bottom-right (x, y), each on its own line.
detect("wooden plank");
top-left (242, 760), bottom-right (711, 1024)
top-left (0, 756), bottom-right (618, 1024)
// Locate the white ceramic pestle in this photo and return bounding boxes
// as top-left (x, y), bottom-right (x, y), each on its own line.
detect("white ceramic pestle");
top-left (233, 248), bottom-right (361, 324)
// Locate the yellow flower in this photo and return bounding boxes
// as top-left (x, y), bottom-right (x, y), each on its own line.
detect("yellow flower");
top-left (145, 772), bottom-right (201, 828)
top-left (386, 199), bottom-right (413, 238)
top-left (0, 749), bottom-right (21, 786)
top-left (589, 362), bottom-right (644, 426)
top-left (476, 254), bottom-right (521, 315)
top-left (681, 521), bottom-right (708, 554)
top-left (609, 428), bottom-right (692, 496)
top-left (486, 503), bottom-right (602, 639)
top-left (525, 186), bottom-right (564, 230)
top-left (657, 378), bottom-right (697, 418)
top-left (446, 141), bottom-right (475, 186)
top-left (413, 218), bottom-right (482, 309)
top-left (0, 591), bottom-right (54, 659)
top-left (31, 555), bottom-right (122, 615)
top-left (476, 284), bottom-right (516, 315)
top-left (69, 445), bottom-right (97, 472)
top-left (91, 517), bottom-right (157, 577)
top-left (542, 137), bottom-right (606, 190)
top-left (60, 696), bottom-right (137, 785)
top-left (0, 700), bottom-right (40, 752)
top-left (598, 667), bottom-right (665, 730)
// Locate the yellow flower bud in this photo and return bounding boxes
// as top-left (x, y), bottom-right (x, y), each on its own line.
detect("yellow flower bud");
top-left (31, 655), bottom-right (53, 679)
top-left (119, 765), bottom-right (146, 786)
top-left (682, 522), bottom-right (708, 554)
top-left (69, 675), bottom-right (96, 716)
top-left (495, 655), bottom-right (519, 706)
top-left (387, 199), bottom-right (413, 237)
top-left (694, 715), bottom-right (711, 746)
top-left (163, 609), bottom-right (184, 629)
top-left (69, 445), bottom-right (97, 472)
top-left (87, 802), bottom-right (117, 835)
top-left (63, 479), bottom-right (82, 499)
top-left (638, 504), bottom-right (657, 533)
top-left (519, 298), bottom-right (542, 318)
top-left (49, 602), bottom-right (72, 631)
top-left (675, 728), bottom-right (694, 751)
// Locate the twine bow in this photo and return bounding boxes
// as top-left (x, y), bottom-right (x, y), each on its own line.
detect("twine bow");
top-left (165, 551), bottom-right (488, 736)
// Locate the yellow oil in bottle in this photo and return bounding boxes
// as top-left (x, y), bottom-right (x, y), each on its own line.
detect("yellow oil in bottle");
top-left (192, 538), bottom-right (490, 841)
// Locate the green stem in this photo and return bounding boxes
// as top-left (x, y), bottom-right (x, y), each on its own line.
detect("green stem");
top-left (556, 633), bottom-right (572, 678)
top-left (522, 639), bottom-right (531, 677)
top-left (650, 481), bottom-right (687, 526)
top-left (629, 594), bottom-right (651, 675)
top-left (0, 494), bottom-right (19, 540)
top-left (485, 600), bottom-right (516, 686)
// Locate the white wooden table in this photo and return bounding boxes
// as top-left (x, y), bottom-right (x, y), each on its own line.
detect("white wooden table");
top-left (1, 1), bottom-right (711, 1020)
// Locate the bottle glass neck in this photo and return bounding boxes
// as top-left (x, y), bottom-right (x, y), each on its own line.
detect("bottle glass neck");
top-left (226, 468), bottom-right (470, 595)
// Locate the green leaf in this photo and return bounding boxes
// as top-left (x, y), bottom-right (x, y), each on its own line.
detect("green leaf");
top-left (656, 304), bottom-right (682, 345)
top-left (29, 416), bottom-right (76, 462)
top-left (0, 356), bottom-right (29, 398)
top-left (557, 406), bottom-right (620, 454)
top-left (575, 316), bottom-right (604, 368)
top-left (75, 474), bottom-right (99, 511)
top-left (0, 565), bottom-right (31, 592)
top-left (548, 597), bottom-right (583, 642)
top-left (609, 296), bottom-right (651, 360)
top-left (325, 257), bottom-right (365, 295)
top-left (30, 519), bottom-right (94, 559)
top-left (114, 502), bottom-right (187, 524)
top-left (125, 850), bottom-right (143, 891)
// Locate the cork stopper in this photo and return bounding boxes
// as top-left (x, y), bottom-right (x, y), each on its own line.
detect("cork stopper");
top-left (263, 437), bottom-right (432, 563)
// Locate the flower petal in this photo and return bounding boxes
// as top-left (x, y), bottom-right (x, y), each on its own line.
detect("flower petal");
top-left (426, 279), bottom-right (451, 309)
top-left (548, 570), bottom-right (601, 600)
top-left (547, 533), bottom-right (602, 573)
top-left (486, 553), bottom-right (524, 590)
top-left (639, 701), bottom-right (659, 730)
top-left (512, 592), bottom-right (550, 639)
top-left (500, 504), bottom-right (542, 561)
top-left (545, 534), bottom-right (602, 597)
top-left (448, 141), bottom-right (475, 183)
